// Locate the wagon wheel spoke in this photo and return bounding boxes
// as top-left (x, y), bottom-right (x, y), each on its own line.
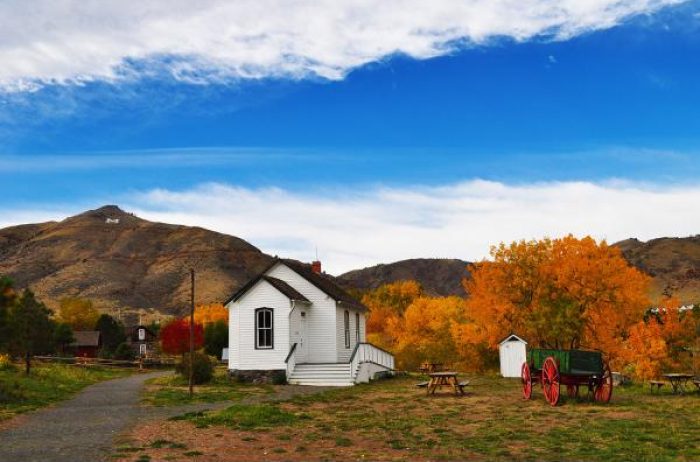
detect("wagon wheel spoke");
top-left (541, 357), bottom-right (560, 406)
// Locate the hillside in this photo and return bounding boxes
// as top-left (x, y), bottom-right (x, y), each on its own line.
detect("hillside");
top-left (338, 237), bottom-right (700, 304)
top-left (1, 206), bottom-right (698, 321)
top-left (614, 236), bottom-right (700, 304)
top-left (338, 258), bottom-right (471, 296)
top-left (0, 205), bottom-right (274, 322)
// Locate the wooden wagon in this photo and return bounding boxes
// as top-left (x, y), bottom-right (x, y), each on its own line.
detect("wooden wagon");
top-left (521, 348), bottom-right (613, 406)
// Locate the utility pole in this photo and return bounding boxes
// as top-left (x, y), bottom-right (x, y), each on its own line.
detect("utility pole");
top-left (189, 268), bottom-right (195, 398)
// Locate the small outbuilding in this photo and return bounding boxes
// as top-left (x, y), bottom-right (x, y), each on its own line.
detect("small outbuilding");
top-left (499, 333), bottom-right (527, 378)
top-left (71, 331), bottom-right (101, 358)
top-left (126, 325), bottom-right (158, 358)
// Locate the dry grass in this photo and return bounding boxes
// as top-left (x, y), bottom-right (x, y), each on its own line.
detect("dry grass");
top-left (114, 374), bottom-right (700, 462)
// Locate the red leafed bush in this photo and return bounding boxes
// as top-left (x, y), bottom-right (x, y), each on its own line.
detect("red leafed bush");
top-left (160, 318), bottom-right (204, 355)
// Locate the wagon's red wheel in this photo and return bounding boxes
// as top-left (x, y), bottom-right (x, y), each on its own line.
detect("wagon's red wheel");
top-left (521, 362), bottom-right (532, 400)
top-left (541, 357), bottom-right (560, 406)
top-left (566, 385), bottom-right (579, 399)
top-left (594, 361), bottom-right (613, 403)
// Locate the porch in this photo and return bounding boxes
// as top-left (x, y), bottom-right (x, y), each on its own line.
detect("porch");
top-left (286, 342), bottom-right (395, 386)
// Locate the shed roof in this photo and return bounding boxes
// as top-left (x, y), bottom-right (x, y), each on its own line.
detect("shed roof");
top-left (498, 333), bottom-right (527, 345)
top-left (71, 331), bottom-right (101, 347)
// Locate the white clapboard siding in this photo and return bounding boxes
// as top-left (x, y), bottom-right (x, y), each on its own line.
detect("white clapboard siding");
top-left (227, 279), bottom-right (291, 370)
top-left (267, 263), bottom-right (337, 363)
top-left (335, 307), bottom-right (366, 362)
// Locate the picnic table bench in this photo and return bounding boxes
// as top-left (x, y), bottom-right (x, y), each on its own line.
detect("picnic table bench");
top-left (649, 380), bottom-right (665, 393)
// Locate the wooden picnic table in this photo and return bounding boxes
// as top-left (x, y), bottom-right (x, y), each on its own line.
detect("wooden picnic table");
top-left (662, 373), bottom-right (694, 395)
top-left (427, 372), bottom-right (467, 396)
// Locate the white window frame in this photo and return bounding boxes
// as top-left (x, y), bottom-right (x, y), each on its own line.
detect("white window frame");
top-left (344, 310), bottom-right (350, 349)
top-left (355, 312), bottom-right (360, 343)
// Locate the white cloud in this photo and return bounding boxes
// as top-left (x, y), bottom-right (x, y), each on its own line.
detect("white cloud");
top-left (93, 179), bottom-right (700, 274)
top-left (0, 0), bottom-right (685, 91)
top-left (3, 179), bottom-right (699, 274)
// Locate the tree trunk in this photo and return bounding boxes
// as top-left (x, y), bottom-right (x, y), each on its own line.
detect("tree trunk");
top-left (25, 351), bottom-right (31, 375)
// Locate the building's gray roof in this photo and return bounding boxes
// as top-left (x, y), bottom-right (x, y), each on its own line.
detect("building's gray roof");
top-left (262, 276), bottom-right (310, 303)
top-left (71, 330), bottom-right (101, 347)
top-left (224, 259), bottom-right (366, 311)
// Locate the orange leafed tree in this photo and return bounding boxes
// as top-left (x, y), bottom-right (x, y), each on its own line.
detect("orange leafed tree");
top-left (362, 280), bottom-right (422, 352)
top-left (621, 297), bottom-right (699, 379)
top-left (194, 303), bottom-right (228, 325)
top-left (620, 318), bottom-right (667, 380)
top-left (460, 235), bottom-right (651, 367)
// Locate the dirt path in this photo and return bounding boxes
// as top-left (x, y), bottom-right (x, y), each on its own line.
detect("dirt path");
top-left (0, 371), bottom-right (333, 462)
top-left (0, 371), bottom-right (171, 462)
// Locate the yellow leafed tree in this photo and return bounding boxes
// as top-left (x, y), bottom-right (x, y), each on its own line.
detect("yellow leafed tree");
top-left (58, 297), bottom-right (100, 330)
top-left (395, 296), bottom-right (466, 370)
top-left (362, 280), bottom-right (422, 352)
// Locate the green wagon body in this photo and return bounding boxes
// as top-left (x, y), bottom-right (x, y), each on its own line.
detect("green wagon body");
top-left (522, 347), bottom-right (612, 406)
top-left (527, 349), bottom-right (604, 376)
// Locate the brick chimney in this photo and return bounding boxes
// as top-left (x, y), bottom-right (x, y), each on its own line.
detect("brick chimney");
top-left (311, 260), bottom-right (322, 274)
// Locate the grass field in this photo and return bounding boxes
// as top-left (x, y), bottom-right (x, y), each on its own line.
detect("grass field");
top-left (0, 362), bottom-right (130, 421)
top-left (117, 373), bottom-right (700, 462)
top-left (142, 367), bottom-right (273, 406)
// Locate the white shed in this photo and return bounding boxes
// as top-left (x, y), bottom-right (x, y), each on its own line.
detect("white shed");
top-left (499, 334), bottom-right (527, 378)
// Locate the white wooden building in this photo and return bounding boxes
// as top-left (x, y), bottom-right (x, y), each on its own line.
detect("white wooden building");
top-left (225, 259), bottom-right (395, 386)
top-left (499, 334), bottom-right (527, 378)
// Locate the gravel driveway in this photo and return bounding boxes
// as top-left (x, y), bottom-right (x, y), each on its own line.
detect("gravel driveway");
top-left (0, 371), bottom-right (334, 462)
top-left (0, 371), bottom-right (170, 462)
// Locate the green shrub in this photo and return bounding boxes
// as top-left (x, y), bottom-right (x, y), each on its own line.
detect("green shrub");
top-left (0, 380), bottom-right (26, 404)
top-left (113, 342), bottom-right (135, 360)
top-left (176, 352), bottom-right (213, 385)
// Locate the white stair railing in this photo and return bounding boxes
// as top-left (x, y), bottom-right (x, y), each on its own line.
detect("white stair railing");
top-left (284, 343), bottom-right (298, 380)
top-left (349, 342), bottom-right (395, 381)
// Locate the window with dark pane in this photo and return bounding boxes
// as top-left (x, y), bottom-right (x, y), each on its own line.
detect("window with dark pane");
top-left (255, 308), bottom-right (274, 349)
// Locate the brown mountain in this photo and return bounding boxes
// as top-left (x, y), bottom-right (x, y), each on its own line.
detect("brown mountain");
top-left (0, 205), bottom-right (274, 322)
top-left (338, 258), bottom-right (471, 297)
top-left (338, 238), bottom-right (700, 303)
top-left (1, 205), bottom-right (697, 321)
top-left (613, 236), bottom-right (700, 304)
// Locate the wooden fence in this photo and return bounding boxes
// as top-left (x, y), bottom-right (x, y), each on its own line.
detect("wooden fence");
top-left (33, 355), bottom-right (177, 369)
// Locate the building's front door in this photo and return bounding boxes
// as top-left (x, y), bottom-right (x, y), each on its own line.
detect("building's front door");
top-left (298, 311), bottom-right (309, 362)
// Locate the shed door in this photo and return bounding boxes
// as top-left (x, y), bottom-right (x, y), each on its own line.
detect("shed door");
top-left (298, 312), bottom-right (308, 363)
top-left (501, 341), bottom-right (526, 377)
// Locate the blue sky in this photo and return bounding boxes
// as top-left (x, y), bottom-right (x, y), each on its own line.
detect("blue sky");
top-left (1, 1), bottom-right (700, 272)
